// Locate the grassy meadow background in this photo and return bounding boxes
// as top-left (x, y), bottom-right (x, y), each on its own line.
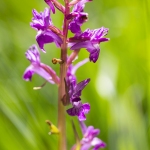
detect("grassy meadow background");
top-left (0, 0), bottom-right (150, 149)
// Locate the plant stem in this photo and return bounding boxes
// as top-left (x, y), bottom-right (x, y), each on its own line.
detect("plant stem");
top-left (58, 1), bottom-right (70, 150)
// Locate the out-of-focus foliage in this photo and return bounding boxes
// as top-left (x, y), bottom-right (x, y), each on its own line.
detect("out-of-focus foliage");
top-left (0, 0), bottom-right (149, 150)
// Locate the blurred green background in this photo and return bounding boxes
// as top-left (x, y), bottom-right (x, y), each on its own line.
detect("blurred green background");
top-left (0, 0), bottom-right (150, 149)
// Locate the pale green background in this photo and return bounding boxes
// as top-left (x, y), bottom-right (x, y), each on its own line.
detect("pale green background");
top-left (0, 0), bottom-right (150, 150)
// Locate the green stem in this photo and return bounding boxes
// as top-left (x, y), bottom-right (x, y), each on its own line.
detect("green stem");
top-left (58, 1), bottom-right (70, 150)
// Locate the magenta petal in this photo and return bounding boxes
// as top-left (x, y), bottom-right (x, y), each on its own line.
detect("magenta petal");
top-left (92, 138), bottom-right (106, 150)
top-left (31, 8), bottom-right (51, 30)
top-left (67, 107), bottom-right (77, 116)
top-left (33, 66), bottom-right (55, 84)
top-left (43, 7), bottom-right (51, 26)
top-left (23, 64), bottom-right (55, 84)
top-left (67, 101), bottom-right (90, 121)
top-left (78, 112), bottom-right (86, 121)
top-left (44, 0), bottom-right (55, 14)
top-left (86, 126), bottom-right (100, 137)
top-left (36, 30), bottom-right (62, 52)
top-left (86, 126), bottom-right (94, 134)
top-left (73, 78), bottom-right (90, 97)
top-left (70, 41), bottom-right (94, 50)
top-left (30, 9), bottom-right (44, 30)
top-left (36, 31), bottom-right (53, 52)
top-left (25, 45), bottom-right (40, 63)
top-left (83, 103), bottom-right (90, 114)
top-left (73, 0), bottom-right (92, 12)
top-left (69, 22), bottom-right (81, 34)
top-left (88, 47), bottom-right (100, 63)
top-left (23, 66), bottom-right (34, 81)
top-left (71, 58), bottom-right (89, 75)
top-left (97, 37), bottom-right (109, 43)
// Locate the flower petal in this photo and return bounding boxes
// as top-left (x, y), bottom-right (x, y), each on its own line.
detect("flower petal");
top-left (23, 64), bottom-right (55, 84)
top-left (25, 45), bottom-right (40, 64)
top-left (73, 78), bottom-right (90, 97)
top-left (73, 0), bottom-right (92, 12)
top-left (36, 30), bottom-right (62, 52)
top-left (70, 41), bottom-right (94, 50)
top-left (30, 8), bottom-right (51, 30)
top-left (87, 44), bottom-right (100, 63)
top-left (44, 0), bottom-right (55, 14)
top-left (71, 58), bottom-right (89, 75)
top-left (67, 107), bottom-right (78, 116)
top-left (78, 112), bottom-right (86, 121)
top-left (92, 138), bottom-right (106, 150)
top-left (23, 66), bottom-right (34, 81)
top-left (69, 21), bottom-right (81, 34)
top-left (82, 103), bottom-right (90, 114)
top-left (33, 65), bottom-right (55, 84)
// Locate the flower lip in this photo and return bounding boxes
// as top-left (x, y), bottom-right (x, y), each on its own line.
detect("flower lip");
top-left (36, 29), bottom-right (63, 52)
top-left (23, 67), bottom-right (34, 81)
top-left (66, 101), bottom-right (90, 121)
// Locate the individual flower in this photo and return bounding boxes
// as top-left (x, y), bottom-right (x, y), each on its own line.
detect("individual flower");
top-left (69, 27), bottom-right (109, 63)
top-left (79, 121), bottom-right (106, 150)
top-left (61, 58), bottom-right (89, 106)
top-left (66, 58), bottom-right (90, 100)
top-left (30, 8), bottom-right (63, 52)
top-left (67, 101), bottom-right (90, 121)
top-left (23, 45), bottom-right (59, 84)
top-left (66, 57), bottom-right (90, 120)
top-left (67, 0), bottom-right (91, 35)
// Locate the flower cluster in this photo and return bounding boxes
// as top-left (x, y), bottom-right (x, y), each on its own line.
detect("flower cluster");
top-left (23, 0), bottom-right (109, 149)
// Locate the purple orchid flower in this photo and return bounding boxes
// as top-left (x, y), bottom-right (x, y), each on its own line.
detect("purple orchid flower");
top-left (66, 58), bottom-right (89, 100)
top-left (67, 101), bottom-right (90, 121)
top-left (66, 77), bottom-right (90, 121)
top-left (69, 27), bottom-right (109, 63)
top-left (67, 0), bottom-right (91, 35)
top-left (23, 45), bottom-right (59, 84)
top-left (30, 8), bottom-right (62, 52)
top-left (66, 58), bottom-right (91, 120)
top-left (79, 121), bottom-right (106, 150)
